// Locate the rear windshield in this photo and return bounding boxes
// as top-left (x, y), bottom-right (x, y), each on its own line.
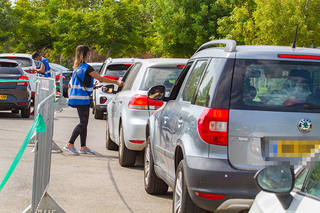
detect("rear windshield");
top-left (105, 64), bottom-right (131, 77)
top-left (230, 59), bottom-right (320, 112)
top-left (140, 67), bottom-right (183, 90)
top-left (0, 62), bottom-right (21, 74)
top-left (0, 57), bottom-right (32, 67)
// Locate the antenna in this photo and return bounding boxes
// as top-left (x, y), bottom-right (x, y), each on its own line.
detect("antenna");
top-left (292, 23), bottom-right (299, 48)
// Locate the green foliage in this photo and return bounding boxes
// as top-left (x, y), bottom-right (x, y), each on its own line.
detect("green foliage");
top-left (2, 0), bottom-right (320, 60)
top-left (147, 0), bottom-right (232, 57)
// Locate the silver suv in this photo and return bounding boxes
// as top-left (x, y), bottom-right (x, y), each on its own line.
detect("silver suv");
top-left (145, 40), bottom-right (320, 212)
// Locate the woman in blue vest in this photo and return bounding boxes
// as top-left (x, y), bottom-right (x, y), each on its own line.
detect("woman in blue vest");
top-left (65, 45), bottom-right (124, 155)
top-left (31, 52), bottom-right (51, 77)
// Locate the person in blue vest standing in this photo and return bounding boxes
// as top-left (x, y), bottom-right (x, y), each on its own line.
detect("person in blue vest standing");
top-left (31, 52), bottom-right (52, 77)
top-left (64, 45), bottom-right (124, 155)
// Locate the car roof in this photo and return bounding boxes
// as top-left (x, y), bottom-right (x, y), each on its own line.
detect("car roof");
top-left (103, 58), bottom-right (138, 64)
top-left (0, 53), bottom-right (33, 58)
top-left (138, 58), bottom-right (188, 67)
top-left (88, 62), bottom-right (103, 66)
top-left (192, 40), bottom-right (320, 61)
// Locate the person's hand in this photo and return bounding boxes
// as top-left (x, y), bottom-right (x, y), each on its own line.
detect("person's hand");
top-left (117, 81), bottom-right (124, 87)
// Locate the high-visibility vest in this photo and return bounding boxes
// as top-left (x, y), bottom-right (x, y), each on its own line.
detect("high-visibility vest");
top-left (38, 57), bottom-right (51, 77)
top-left (68, 63), bottom-right (93, 107)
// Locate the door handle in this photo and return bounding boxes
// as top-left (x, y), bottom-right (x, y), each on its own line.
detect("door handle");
top-left (119, 100), bottom-right (123, 104)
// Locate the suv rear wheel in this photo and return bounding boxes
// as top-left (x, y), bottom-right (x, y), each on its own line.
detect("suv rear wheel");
top-left (118, 124), bottom-right (136, 167)
top-left (144, 136), bottom-right (168, 194)
top-left (106, 114), bottom-right (118, 150)
top-left (21, 107), bottom-right (30, 118)
top-left (94, 105), bottom-right (103, 119)
top-left (173, 160), bottom-right (209, 213)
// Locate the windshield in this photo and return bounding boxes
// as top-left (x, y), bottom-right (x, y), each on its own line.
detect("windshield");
top-left (50, 63), bottom-right (69, 72)
top-left (141, 67), bottom-right (183, 91)
top-left (105, 64), bottom-right (131, 77)
top-left (230, 59), bottom-right (320, 112)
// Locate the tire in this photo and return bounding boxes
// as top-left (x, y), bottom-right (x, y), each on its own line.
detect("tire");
top-left (21, 107), bottom-right (30, 118)
top-left (12, 109), bottom-right (19, 114)
top-left (106, 114), bottom-right (118, 150)
top-left (94, 106), bottom-right (104, 119)
top-left (118, 124), bottom-right (136, 167)
top-left (144, 136), bottom-right (168, 194)
top-left (173, 160), bottom-right (210, 213)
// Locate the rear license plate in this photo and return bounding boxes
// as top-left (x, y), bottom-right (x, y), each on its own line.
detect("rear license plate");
top-left (0, 95), bottom-right (7, 100)
top-left (272, 140), bottom-right (320, 157)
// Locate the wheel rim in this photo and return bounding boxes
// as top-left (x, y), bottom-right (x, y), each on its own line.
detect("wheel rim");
top-left (144, 143), bottom-right (150, 186)
top-left (174, 170), bottom-right (182, 213)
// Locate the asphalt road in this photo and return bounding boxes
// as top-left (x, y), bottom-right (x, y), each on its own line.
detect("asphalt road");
top-left (0, 104), bottom-right (172, 213)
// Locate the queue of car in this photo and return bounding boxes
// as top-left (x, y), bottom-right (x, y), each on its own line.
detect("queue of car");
top-left (1, 39), bottom-right (320, 212)
top-left (102, 40), bottom-right (320, 213)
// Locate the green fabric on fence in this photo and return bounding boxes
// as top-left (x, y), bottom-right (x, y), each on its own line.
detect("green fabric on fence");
top-left (0, 79), bottom-right (36, 82)
top-left (0, 113), bottom-right (46, 192)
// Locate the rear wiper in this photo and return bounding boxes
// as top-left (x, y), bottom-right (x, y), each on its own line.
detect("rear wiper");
top-left (303, 104), bottom-right (320, 109)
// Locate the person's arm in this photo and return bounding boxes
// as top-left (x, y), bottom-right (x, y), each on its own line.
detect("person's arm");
top-left (31, 62), bottom-right (45, 73)
top-left (89, 71), bottom-right (124, 87)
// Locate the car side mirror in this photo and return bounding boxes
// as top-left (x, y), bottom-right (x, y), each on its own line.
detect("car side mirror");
top-left (147, 85), bottom-right (165, 101)
top-left (102, 85), bottom-right (117, 94)
top-left (254, 165), bottom-right (294, 210)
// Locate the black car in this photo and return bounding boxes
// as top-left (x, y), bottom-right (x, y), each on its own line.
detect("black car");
top-left (49, 63), bottom-right (72, 97)
top-left (0, 60), bottom-right (31, 118)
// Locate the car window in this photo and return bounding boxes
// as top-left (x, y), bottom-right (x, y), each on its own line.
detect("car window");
top-left (122, 63), bottom-right (142, 91)
top-left (303, 166), bottom-right (320, 198)
top-left (169, 63), bottom-right (193, 100)
top-left (231, 59), bottom-right (320, 112)
top-left (105, 64), bottom-right (131, 78)
top-left (182, 60), bottom-right (208, 102)
top-left (0, 57), bottom-right (32, 67)
top-left (0, 62), bottom-right (21, 74)
top-left (194, 58), bottom-right (222, 107)
top-left (140, 67), bottom-right (183, 91)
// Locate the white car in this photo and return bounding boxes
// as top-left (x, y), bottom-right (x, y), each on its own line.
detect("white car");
top-left (92, 58), bottom-right (136, 119)
top-left (249, 165), bottom-right (320, 213)
top-left (106, 58), bottom-right (188, 167)
top-left (0, 53), bottom-right (37, 100)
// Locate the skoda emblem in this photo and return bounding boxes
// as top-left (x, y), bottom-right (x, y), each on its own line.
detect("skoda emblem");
top-left (298, 118), bottom-right (312, 133)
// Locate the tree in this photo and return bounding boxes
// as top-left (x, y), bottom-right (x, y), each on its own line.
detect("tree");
top-left (0, 0), bottom-right (18, 52)
top-left (218, 0), bottom-right (320, 47)
top-left (146, 0), bottom-right (232, 58)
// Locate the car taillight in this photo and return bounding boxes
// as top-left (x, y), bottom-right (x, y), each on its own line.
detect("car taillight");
top-left (17, 76), bottom-right (29, 86)
top-left (177, 65), bottom-right (185, 67)
top-left (278, 54), bottom-right (320, 60)
top-left (198, 108), bottom-right (229, 146)
top-left (25, 69), bottom-right (36, 74)
top-left (103, 75), bottom-right (119, 80)
top-left (128, 94), bottom-right (163, 110)
top-left (56, 74), bottom-right (66, 81)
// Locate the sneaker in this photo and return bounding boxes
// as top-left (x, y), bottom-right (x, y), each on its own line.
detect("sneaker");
top-left (79, 147), bottom-right (95, 155)
top-left (63, 144), bottom-right (79, 155)
top-left (30, 111), bottom-right (34, 116)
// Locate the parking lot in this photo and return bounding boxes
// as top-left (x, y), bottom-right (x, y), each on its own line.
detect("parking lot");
top-left (0, 105), bottom-right (172, 213)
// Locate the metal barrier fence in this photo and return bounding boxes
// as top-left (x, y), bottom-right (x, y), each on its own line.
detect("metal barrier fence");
top-left (24, 84), bottom-right (65, 212)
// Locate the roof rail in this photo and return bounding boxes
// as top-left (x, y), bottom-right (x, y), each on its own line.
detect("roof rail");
top-left (195, 39), bottom-right (237, 54)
